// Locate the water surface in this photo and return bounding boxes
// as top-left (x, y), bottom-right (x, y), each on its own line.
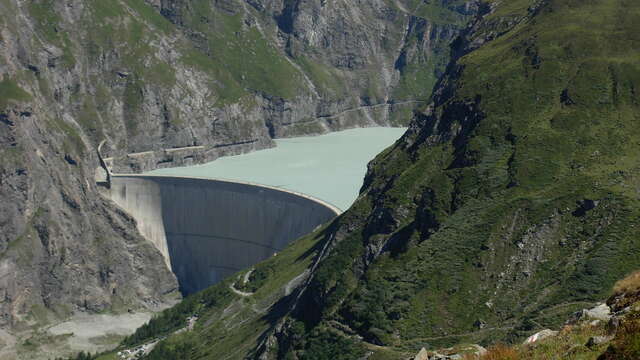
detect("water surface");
top-left (149, 127), bottom-right (407, 211)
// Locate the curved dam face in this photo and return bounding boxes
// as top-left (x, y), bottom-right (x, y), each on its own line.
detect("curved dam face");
top-left (109, 175), bottom-right (339, 295)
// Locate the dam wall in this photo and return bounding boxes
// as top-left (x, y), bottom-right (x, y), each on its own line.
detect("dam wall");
top-left (109, 175), bottom-right (340, 295)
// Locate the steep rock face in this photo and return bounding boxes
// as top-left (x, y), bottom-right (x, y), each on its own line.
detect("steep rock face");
top-left (139, 0), bottom-right (476, 144)
top-left (0, 0), bottom-right (475, 341)
top-left (0, 108), bottom-right (178, 330)
top-left (125, 0), bottom-right (640, 359)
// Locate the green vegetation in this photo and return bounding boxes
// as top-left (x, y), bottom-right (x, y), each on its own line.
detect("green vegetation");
top-left (104, 228), bottom-right (329, 360)
top-left (308, 0), bottom-right (640, 350)
top-left (600, 312), bottom-right (640, 360)
top-left (27, 0), bottom-right (62, 42)
top-left (484, 323), bottom-right (610, 359)
top-left (177, 1), bottom-right (305, 104)
top-left (27, 0), bottom-right (76, 67)
top-left (401, 0), bottom-right (470, 25)
top-left (180, 50), bottom-right (246, 105)
top-left (77, 97), bottom-right (103, 141)
top-left (48, 117), bottom-right (86, 155)
top-left (145, 338), bottom-right (194, 359)
top-left (296, 56), bottom-right (348, 99)
top-left (387, 0), bottom-right (472, 103)
top-left (122, 77), bottom-right (144, 135)
top-left (122, 282), bottom-right (233, 347)
top-left (0, 78), bottom-right (31, 109)
top-left (124, 0), bottom-right (173, 33)
top-left (299, 327), bottom-right (366, 360)
top-left (462, 270), bottom-right (640, 359)
top-left (54, 351), bottom-right (98, 360)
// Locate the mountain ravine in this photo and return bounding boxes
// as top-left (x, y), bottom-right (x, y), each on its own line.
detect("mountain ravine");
top-left (0, 0), bottom-right (478, 356)
top-left (106, 0), bottom-right (639, 359)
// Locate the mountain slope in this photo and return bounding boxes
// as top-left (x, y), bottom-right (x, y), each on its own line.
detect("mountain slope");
top-left (0, 0), bottom-right (477, 357)
top-left (121, 0), bottom-right (640, 358)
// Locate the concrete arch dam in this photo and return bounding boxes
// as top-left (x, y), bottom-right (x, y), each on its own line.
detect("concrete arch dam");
top-left (108, 175), bottom-right (340, 295)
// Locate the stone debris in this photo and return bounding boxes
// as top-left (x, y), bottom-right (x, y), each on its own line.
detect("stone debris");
top-left (413, 344), bottom-right (486, 360)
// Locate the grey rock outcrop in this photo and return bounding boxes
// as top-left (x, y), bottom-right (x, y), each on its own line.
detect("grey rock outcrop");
top-left (414, 347), bottom-right (429, 360)
top-left (568, 303), bottom-right (613, 324)
top-left (586, 335), bottom-right (614, 348)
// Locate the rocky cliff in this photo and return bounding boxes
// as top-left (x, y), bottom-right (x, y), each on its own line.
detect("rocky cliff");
top-left (0, 0), bottom-right (475, 354)
top-left (114, 0), bottom-right (640, 358)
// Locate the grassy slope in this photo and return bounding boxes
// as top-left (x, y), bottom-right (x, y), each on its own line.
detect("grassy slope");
top-left (101, 0), bottom-right (639, 358)
top-left (0, 78), bottom-right (31, 109)
top-left (112, 229), bottom-right (329, 359)
top-left (175, 0), bottom-right (305, 104)
top-left (314, 0), bottom-right (640, 350)
top-left (477, 270), bottom-right (640, 360)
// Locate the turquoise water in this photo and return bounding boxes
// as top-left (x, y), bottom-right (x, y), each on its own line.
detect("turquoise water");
top-left (149, 127), bottom-right (407, 211)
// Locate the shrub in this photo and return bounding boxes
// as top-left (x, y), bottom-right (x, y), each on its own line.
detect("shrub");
top-left (480, 344), bottom-right (519, 360)
top-left (599, 314), bottom-right (640, 360)
top-left (613, 271), bottom-right (640, 295)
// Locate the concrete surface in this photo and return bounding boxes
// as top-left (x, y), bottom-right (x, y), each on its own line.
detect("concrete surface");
top-left (110, 175), bottom-right (339, 294)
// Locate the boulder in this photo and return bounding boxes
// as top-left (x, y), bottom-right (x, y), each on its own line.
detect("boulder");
top-left (568, 303), bottom-right (612, 324)
top-left (524, 329), bottom-right (559, 344)
top-left (586, 335), bottom-right (614, 348)
top-left (585, 304), bottom-right (612, 321)
top-left (414, 348), bottom-right (429, 360)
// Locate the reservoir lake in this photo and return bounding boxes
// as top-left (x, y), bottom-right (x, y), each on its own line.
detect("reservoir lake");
top-left (149, 127), bottom-right (407, 211)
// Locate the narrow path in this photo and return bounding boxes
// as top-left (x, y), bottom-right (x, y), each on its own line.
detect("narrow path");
top-left (229, 270), bottom-right (255, 297)
top-left (230, 283), bottom-right (254, 297)
top-left (315, 100), bottom-right (425, 120)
